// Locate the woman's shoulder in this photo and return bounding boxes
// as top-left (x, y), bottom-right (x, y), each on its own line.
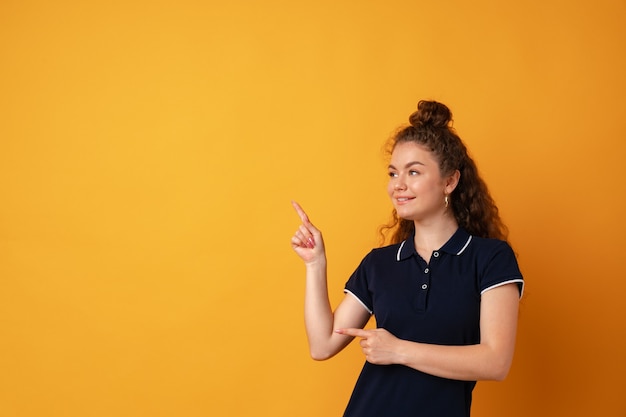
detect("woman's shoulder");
top-left (442, 228), bottom-right (514, 258)
top-left (369, 241), bottom-right (404, 256)
top-left (469, 235), bottom-right (513, 251)
top-left (361, 238), bottom-right (420, 266)
top-left (464, 234), bottom-right (517, 264)
top-left (361, 241), bottom-right (406, 262)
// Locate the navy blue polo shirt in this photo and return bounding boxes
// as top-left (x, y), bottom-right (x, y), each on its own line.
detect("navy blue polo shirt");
top-left (342, 228), bottom-right (523, 417)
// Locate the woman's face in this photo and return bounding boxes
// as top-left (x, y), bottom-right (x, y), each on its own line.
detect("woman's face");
top-left (387, 141), bottom-right (451, 222)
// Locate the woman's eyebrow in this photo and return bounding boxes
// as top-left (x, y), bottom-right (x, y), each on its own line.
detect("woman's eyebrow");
top-left (388, 161), bottom-right (425, 170)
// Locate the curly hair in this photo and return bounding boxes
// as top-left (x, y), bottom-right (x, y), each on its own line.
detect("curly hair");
top-left (379, 100), bottom-right (508, 245)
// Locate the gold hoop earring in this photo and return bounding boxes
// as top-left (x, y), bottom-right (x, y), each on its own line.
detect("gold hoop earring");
top-left (444, 195), bottom-right (449, 208)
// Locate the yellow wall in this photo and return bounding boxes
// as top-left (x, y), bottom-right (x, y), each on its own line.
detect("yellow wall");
top-left (1, 1), bottom-right (625, 416)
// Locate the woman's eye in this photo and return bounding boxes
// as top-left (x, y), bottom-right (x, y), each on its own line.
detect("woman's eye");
top-left (388, 172), bottom-right (398, 178)
top-left (409, 170), bottom-right (419, 176)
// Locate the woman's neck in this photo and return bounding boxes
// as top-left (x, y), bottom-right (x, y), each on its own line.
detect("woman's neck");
top-left (412, 216), bottom-right (458, 261)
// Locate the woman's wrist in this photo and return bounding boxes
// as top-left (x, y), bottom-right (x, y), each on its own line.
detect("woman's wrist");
top-left (395, 339), bottom-right (417, 366)
top-left (305, 257), bottom-right (327, 271)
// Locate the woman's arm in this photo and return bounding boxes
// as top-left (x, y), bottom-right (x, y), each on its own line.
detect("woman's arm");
top-left (291, 202), bottom-right (371, 361)
top-left (337, 283), bottom-right (520, 381)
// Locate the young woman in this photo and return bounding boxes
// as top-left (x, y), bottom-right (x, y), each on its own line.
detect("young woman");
top-left (291, 100), bottom-right (524, 417)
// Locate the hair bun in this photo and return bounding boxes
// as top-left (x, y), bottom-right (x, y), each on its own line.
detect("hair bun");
top-left (408, 100), bottom-right (452, 128)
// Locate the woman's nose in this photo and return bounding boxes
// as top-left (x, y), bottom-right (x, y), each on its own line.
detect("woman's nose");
top-left (394, 181), bottom-right (406, 191)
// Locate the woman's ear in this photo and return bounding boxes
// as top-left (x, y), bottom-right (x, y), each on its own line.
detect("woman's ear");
top-left (445, 170), bottom-right (461, 194)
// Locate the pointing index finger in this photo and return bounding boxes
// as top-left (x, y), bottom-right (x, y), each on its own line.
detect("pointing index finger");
top-left (291, 201), bottom-right (311, 224)
top-left (336, 328), bottom-right (369, 338)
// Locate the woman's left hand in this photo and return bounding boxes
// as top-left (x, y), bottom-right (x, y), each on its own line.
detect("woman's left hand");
top-left (336, 328), bottom-right (404, 365)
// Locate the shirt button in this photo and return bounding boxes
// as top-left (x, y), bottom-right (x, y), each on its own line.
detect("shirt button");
top-left (421, 284), bottom-right (428, 290)
top-left (433, 251), bottom-right (440, 257)
top-left (424, 268), bottom-right (429, 274)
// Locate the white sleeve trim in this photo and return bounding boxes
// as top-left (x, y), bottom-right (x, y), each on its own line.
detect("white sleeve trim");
top-left (481, 278), bottom-right (525, 298)
top-left (343, 289), bottom-right (373, 314)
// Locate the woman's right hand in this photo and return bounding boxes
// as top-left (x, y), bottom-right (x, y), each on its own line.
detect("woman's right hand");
top-left (290, 201), bottom-right (326, 265)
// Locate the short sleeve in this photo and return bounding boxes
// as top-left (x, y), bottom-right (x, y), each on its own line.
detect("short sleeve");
top-left (344, 252), bottom-right (374, 314)
top-left (479, 241), bottom-right (524, 298)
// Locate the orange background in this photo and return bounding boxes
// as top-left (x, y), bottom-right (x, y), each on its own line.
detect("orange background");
top-left (1, 1), bottom-right (625, 416)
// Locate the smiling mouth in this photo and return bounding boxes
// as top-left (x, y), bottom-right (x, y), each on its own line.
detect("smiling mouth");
top-left (396, 197), bottom-right (414, 203)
